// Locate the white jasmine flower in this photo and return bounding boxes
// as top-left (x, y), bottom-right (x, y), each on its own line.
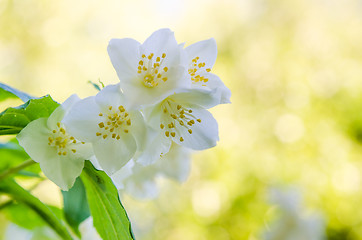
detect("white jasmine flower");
top-left (138, 88), bottom-right (218, 165)
top-left (112, 143), bottom-right (191, 199)
top-left (17, 95), bottom-right (93, 191)
top-left (264, 188), bottom-right (325, 240)
top-left (107, 28), bottom-right (189, 108)
top-left (63, 84), bottom-right (146, 175)
top-left (185, 38), bottom-right (231, 104)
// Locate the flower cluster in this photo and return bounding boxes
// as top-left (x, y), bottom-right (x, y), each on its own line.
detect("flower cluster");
top-left (17, 29), bottom-right (230, 196)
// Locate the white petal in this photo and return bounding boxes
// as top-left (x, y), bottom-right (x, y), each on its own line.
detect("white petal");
top-left (107, 38), bottom-right (141, 81)
top-left (124, 177), bottom-right (159, 200)
top-left (128, 110), bottom-right (147, 156)
top-left (72, 141), bottom-right (94, 160)
top-left (141, 29), bottom-right (180, 67)
top-left (93, 132), bottom-right (136, 175)
top-left (111, 160), bottom-right (135, 189)
top-left (89, 155), bottom-right (102, 171)
top-left (122, 66), bottom-right (188, 109)
top-left (174, 108), bottom-right (219, 150)
top-left (62, 94), bottom-right (81, 111)
top-left (17, 118), bottom-right (54, 163)
top-left (135, 130), bottom-right (171, 166)
top-left (169, 88), bottom-right (219, 109)
top-left (157, 143), bottom-right (192, 182)
top-left (192, 73), bottom-right (231, 104)
top-left (46, 106), bottom-right (64, 129)
top-left (142, 102), bottom-right (163, 129)
top-left (40, 154), bottom-right (84, 191)
top-left (47, 94), bottom-right (81, 129)
top-left (123, 162), bottom-right (159, 199)
top-left (185, 38), bottom-right (217, 69)
top-left (94, 83), bottom-right (124, 109)
top-left (62, 97), bottom-right (101, 142)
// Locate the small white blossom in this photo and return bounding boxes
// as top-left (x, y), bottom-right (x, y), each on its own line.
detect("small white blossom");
top-left (107, 28), bottom-right (189, 108)
top-left (185, 38), bottom-right (231, 104)
top-left (137, 88), bottom-right (219, 165)
top-left (63, 84), bottom-right (146, 175)
top-left (112, 143), bottom-right (191, 199)
top-left (17, 95), bottom-right (93, 190)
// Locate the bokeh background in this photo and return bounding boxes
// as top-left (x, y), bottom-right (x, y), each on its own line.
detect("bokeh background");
top-left (1, 0), bottom-right (362, 239)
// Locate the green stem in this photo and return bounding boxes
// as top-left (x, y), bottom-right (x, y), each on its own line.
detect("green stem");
top-left (0, 159), bottom-right (35, 181)
top-left (0, 179), bottom-right (73, 240)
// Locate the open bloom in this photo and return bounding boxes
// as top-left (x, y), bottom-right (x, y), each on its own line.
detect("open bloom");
top-left (63, 84), bottom-right (146, 175)
top-left (17, 95), bottom-right (93, 190)
top-left (185, 38), bottom-right (231, 104)
top-left (138, 88), bottom-right (219, 165)
top-left (112, 143), bottom-right (191, 199)
top-left (107, 28), bottom-right (189, 108)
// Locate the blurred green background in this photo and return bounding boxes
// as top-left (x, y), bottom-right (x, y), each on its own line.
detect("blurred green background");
top-left (1, 0), bottom-right (362, 239)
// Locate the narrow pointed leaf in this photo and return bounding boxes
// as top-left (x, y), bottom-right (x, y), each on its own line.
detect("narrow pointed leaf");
top-left (80, 161), bottom-right (135, 240)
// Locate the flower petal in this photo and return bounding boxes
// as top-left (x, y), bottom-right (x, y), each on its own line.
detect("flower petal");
top-left (157, 143), bottom-right (191, 182)
top-left (93, 131), bottom-right (136, 175)
top-left (141, 29), bottom-right (180, 67)
top-left (17, 118), bottom-right (54, 162)
top-left (122, 65), bottom-right (188, 109)
top-left (39, 154), bottom-right (84, 191)
top-left (123, 162), bottom-right (159, 199)
top-left (47, 94), bottom-right (81, 129)
top-left (192, 73), bottom-right (231, 104)
top-left (135, 130), bottom-right (171, 166)
top-left (62, 96), bottom-right (101, 142)
top-left (128, 110), bottom-right (147, 156)
top-left (185, 38), bottom-right (217, 69)
top-left (94, 83), bottom-right (124, 109)
top-left (111, 160), bottom-right (134, 189)
top-left (169, 88), bottom-right (219, 109)
top-left (174, 108), bottom-right (219, 150)
top-left (107, 38), bottom-right (141, 81)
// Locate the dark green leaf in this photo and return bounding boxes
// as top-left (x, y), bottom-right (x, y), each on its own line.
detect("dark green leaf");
top-left (62, 177), bottom-right (90, 237)
top-left (81, 161), bottom-right (135, 240)
top-left (0, 95), bottom-right (59, 135)
top-left (0, 179), bottom-right (73, 240)
top-left (0, 82), bottom-right (34, 102)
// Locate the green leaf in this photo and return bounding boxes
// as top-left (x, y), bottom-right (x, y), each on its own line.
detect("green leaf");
top-left (0, 95), bottom-right (59, 135)
top-left (80, 161), bottom-right (135, 240)
top-left (0, 179), bottom-right (73, 240)
top-left (0, 82), bottom-right (34, 102)
top-left (3, 203), bottom-right (48, 229)
top-left (0, 138), bottom-right (40, 175)
top-left (62, 177), bottom-right (90, 237)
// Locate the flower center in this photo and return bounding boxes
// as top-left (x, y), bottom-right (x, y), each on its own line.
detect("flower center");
top-left (159, 100), bottom-right (202, 142)
top-left (137, 53), bottom-right (168, 88)
top-left (96, 105), bottom-right (131, 140)
top-left (48, 122), bottom-right (81, 156)
top-left (188, 56), bottom-right (211, 85)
